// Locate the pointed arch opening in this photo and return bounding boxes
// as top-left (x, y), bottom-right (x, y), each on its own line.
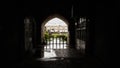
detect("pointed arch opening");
top-left (41, 14), bottom-right (70, 58)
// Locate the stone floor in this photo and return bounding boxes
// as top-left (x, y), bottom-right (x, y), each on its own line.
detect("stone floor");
top-left (43, 48), bottom-right (84, 58)
top-left (13, 56), bottom-right (103, 68)
top-left (10, 47), bottom-right (104, 68)
top-left (43, 40), bottom-right (85, 58)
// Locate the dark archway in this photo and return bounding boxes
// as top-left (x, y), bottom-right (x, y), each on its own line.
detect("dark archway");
top-left (41, 14), bottom-right (70, 45)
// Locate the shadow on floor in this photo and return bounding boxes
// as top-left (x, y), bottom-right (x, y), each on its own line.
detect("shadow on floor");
top-left (10, 48), bottom-right (104, 68)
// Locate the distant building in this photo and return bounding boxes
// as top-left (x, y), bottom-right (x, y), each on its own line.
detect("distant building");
top-left (45, 25), bottom-right (68, 34)
top-left (44, 18), bottom-right (68, 34)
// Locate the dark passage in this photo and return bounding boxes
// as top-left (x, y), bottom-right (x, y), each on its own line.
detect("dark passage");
top-left (1, 0), bottom-right (118, 68)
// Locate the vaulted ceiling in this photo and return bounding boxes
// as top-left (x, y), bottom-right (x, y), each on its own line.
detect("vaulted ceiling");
top-left (24, 0), bottom-right (89, 20)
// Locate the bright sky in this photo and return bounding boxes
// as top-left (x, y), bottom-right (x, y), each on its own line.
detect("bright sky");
top-left (45, 17), bottom-right (67, 26)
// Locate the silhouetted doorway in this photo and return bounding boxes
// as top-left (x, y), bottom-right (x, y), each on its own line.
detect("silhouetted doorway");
top-left (41, 14), bottom-right (69, 58)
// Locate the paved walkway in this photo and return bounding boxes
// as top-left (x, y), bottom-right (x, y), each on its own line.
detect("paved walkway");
top-left (10, 47), bottom-right (103, 68)
top-left (43, 48), bottom-right (84, 58)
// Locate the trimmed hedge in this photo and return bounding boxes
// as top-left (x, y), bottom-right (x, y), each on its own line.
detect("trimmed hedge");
top-left (44, 33), bottom-right (67, 41)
